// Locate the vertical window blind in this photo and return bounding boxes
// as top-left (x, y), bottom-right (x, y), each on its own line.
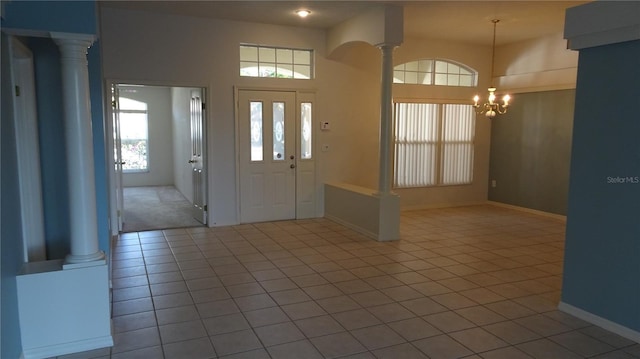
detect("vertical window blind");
top-left (394, 102), bottom-right (475, 188)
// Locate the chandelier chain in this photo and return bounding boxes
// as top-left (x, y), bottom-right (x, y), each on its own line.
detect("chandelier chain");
top-left (490, 19), bottom-right (499, 86)
top-left (472, 18), bottom-right (510, 119)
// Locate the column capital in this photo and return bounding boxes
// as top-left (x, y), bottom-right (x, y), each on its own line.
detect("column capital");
top-left (51, 32), bottom-right (96, 49)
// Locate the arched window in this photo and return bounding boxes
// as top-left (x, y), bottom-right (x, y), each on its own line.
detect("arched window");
top-left (393, 59), bottom-right (477, 87)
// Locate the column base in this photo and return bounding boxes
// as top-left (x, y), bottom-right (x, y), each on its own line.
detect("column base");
top-left (376, 191), bottom-right (400, 241)
top-left (64, 250), bottom-right (105, 267)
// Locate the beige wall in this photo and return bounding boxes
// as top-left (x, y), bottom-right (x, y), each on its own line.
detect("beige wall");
top-left (100, 7), bottom-right (578, 224)
top-left (495, 32), bottom-right (578, 92)
top-left (101, 7), bottom-right (380, 225)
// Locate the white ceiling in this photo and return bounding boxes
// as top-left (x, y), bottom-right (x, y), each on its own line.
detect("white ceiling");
top-left (100, 1), bottom-right (589, 46)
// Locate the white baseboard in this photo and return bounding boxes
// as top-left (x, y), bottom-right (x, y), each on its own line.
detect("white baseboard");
top-left (558, 302), bottom-right (640, 344)
top-left (487, 201), bottom-right (567, 222)
top-left (21, 335), bottom-right (113, 359)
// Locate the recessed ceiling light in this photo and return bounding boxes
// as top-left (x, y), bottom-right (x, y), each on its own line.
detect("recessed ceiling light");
top-left (296, 9), bottom-right (311, 18)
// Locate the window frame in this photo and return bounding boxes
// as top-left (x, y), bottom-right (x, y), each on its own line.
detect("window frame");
top-left (393, 98), bottom-right (476, 189)
top-left (117, 97), bottom-right (150, 173)
top-left (240, 44), bottom-right (314, 79)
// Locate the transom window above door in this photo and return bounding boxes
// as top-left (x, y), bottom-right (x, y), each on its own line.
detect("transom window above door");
top-left (240, 44), bottom-right (313, 79)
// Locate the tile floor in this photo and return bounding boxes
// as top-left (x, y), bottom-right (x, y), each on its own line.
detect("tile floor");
top-left (57, 205), bottom-right (640, 359)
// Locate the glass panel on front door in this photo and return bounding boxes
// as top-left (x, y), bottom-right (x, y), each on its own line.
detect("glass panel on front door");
top-left (250, 101), bottom-right (263, 162)
top-left (273, 102), bottom-right (285, 161)
top-left (301, 102), bottom-right (312, 159)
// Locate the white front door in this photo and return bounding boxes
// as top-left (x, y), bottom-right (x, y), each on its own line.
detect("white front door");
top-left (238, 90), bottom-right (297, 222)
top-left (189, 89), bottom-right (207, 224)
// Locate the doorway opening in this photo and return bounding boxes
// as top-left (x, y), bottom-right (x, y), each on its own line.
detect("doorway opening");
top-left (108, 83), bottom-right (207, 233)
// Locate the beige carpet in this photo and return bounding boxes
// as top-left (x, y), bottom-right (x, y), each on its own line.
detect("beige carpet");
top-left (122, 186), bottom-right (203, 232)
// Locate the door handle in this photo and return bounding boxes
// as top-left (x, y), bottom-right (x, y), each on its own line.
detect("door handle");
top-left (188, 159), bottom-right (196, 164)
top-left (118, 161), bottom-right (126, 165)
top-left (290, 164), bottom-right (296, 169)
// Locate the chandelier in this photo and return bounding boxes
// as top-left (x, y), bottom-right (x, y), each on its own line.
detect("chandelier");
top-left (473, 19), bottom-right (511, 118)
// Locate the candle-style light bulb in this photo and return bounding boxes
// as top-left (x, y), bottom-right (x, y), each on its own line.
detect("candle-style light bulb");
top-left (503, 94), bottom-right (510, 107)
top-left (473, 95), bottom-right (480, 106)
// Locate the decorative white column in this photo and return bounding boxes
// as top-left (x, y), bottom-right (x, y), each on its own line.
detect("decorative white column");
top-left (53, 34), bottom-right (105, 264)
top-left (377, 44), bottom-right (397, 195)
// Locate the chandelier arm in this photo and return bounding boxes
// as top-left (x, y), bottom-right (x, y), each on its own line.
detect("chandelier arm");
top-left (474, 102), bottom-right (492, 116)
top-left (496, 104), bottom-right (508, 115)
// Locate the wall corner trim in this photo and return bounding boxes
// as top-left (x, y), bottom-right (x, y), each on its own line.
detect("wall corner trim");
top-left (564, 2), bottom-right (640, 50)
top-left (558, 302), bottom-right (640, 344)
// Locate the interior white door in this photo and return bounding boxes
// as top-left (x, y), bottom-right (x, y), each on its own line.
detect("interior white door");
top-left (238, 90), bottom-right (296, 223)
top-left (189, 89), bottom-right (207, 224)
top-left (112, 85), bottom-right (125, 231)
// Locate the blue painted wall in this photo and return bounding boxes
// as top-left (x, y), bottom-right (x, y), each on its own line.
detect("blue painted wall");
top-left (29, 37), bottom-right (71, 259)
top-left (2, 0), bottom-right (97, 34)
top-left (1, 1), bottom-right (108, 356)
top-left (562, 39), bottom-right (640, 331)
top-left (1, 33), bottom-right (27, 359)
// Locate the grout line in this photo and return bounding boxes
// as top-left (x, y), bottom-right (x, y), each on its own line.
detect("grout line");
top-left (103, 207), bottom-right (638, 359)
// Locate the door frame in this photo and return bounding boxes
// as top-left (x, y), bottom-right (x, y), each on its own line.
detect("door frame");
top-left (110, 84), bottom-right (124, 232)
top-left (8, 36), bottom-right (47, 262)
top-left (104, 79), bottom-right (210, 235)
top-left (234, 86), bottom-right (318, 223)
